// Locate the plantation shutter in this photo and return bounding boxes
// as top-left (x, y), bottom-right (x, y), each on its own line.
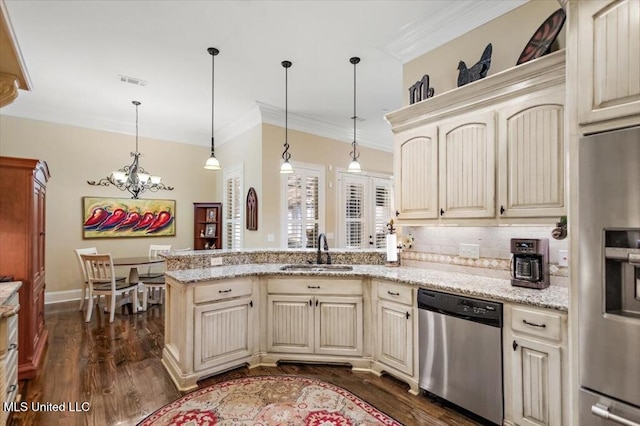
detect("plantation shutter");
top-left (342, 174), bottom-right (367, 249)
top-left (338, 172), bottom-right (393, 248)
top-left (285, 166), bottom-right (322, 249)
top-left (224, 166), bottom-right (243, 249)
top-left (373, 178), bottom-right (393, 249)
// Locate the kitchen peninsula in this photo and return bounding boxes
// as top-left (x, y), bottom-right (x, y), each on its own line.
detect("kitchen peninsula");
top-left (161, 249), bottom-right (569, 425)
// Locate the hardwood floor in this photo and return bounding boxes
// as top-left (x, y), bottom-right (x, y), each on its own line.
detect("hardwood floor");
top-left (9, 301), bottom-right (484, 426)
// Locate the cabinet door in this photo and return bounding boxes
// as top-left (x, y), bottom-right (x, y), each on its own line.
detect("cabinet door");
top-left (394, 126), bottom-right (439, 220)
top-left (267, 295), bottom-right (314, 354)
top-left (577, 0), bottom-right (640, 131)
top-left (376, 299), bottom-right (413, 375)
top-left (438, 111), bottom-right (496, 218)
top-left (511, 336), bottom-right (562, 426)
top-left (498, 91), bottom-right (565, 217)
top-left (314, 296), bottom-right (363, 356)
top-left (193, 296), bottom-right (254, 371)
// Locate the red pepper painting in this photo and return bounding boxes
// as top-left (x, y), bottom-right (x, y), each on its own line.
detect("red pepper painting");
top-left (83, 207), bottom-right (111, 229)
top-left (146, 210), bottom-right (173, 233)
top-left (115, 210), bottom-right (142, 230)
top-left (133, 212), bottom-right (156, 231)
top-left (98, 208), bottom-right (127, 229)
top-left (82, 197), bottom-right (176, 239)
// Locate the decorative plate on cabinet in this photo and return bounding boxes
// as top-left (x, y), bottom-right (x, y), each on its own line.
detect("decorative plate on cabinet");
top-left (516, 8), bottom-right (566, 65)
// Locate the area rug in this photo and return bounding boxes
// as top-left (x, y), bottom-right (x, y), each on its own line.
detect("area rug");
top-left (139, 375), bottom-right (402, 425)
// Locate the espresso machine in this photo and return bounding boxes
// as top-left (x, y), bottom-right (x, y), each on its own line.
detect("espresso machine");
top-left (510, 238), bottom-right (549, 289)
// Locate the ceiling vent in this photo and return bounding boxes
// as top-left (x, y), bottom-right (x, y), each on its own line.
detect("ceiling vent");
top-left (118, 74), bottom-right (148, 87)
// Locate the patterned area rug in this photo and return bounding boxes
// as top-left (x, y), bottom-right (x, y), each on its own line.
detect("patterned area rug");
top-left (139, 375), bottom-right (402, 425)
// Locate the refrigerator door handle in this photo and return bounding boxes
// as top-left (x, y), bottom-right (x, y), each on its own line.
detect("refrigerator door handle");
top-left (592, 404), bottom-right (640, 426)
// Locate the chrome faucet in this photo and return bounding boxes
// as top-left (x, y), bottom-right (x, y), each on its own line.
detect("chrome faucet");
top-left (317, 233), bottom-right (332, 265)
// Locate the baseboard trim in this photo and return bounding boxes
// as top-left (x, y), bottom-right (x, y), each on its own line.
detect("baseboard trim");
top-left (44, 289), bottom-right (82, 305)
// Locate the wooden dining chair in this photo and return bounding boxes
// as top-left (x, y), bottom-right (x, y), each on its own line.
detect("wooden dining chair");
top-left (81, 253), bottom-right (139, 323)
top-left (140, 244), bottom-right (172, 279)
top-left (75, 247), bottom-right (97, 311)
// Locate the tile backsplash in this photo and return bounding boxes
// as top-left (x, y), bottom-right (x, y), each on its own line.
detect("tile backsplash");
top-left (401, 226), bottom-right (569, 286)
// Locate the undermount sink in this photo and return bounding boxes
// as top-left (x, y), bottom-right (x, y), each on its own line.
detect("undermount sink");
top-left (279, 264), bottom-right (353, 272)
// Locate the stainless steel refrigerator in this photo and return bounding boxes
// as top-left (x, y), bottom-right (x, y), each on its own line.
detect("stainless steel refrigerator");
top-left (578, 126), bottom-right (640, 426)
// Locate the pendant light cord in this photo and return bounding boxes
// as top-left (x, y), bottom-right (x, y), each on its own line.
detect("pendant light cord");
top-left (208, 47), bottom-right (219, 157)
top-left (282, 61), bottom-right (292, 162)
top-left (211, 50), bottom-right (215, 156)
top-left (132, 100), bottom-right (141, 154)
top-left (350, 57), bottom-right (360, 161)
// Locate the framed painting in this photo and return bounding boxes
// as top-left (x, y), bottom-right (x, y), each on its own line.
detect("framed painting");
top-left (82, 197), bottom-right (176, 239)
top-left (205, 223), bottom-right (216, 237)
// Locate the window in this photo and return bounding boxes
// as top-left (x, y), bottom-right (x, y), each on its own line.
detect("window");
top-left (338, 172), bottom-right (393, 249)
top-left (281, 163), bottom-right (325, 249)
top-left (223, 164), bottom-right (243, 249)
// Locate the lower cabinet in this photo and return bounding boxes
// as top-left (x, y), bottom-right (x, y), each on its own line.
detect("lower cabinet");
top-left (503, 304), bottom-right (568, 426)
top-left (371, 280), bottom-right (419, 394)
top-left (162, 277), bottom-right (258, 391)
top-left (266, 278), bottom-right (364, 357)
top-left (194, 296), bottom-right (254, 371)
top-left (0, 290), bottom-right (20, 426)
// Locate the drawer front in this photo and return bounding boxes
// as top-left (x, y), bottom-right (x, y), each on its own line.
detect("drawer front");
top-left (376, 281), bottom-right (413, 305)
top-left (268, 279), bottom-right (362, 296)
top-left (194, 280), bottom-right (253, 304)
top-left (511, 306), bottom-right (563, 341)
top-left (5, 346), bottom-right (18, 398)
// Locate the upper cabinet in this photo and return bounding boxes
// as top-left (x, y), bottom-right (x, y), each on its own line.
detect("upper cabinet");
top-left (394, 126), bottom-right (439, 220)
top-left (388, 51), bottom-right (566, 224)
top-left (439, 111), bottom-right (496, 219)
top-left (574, 0), bottom-right (640, 133)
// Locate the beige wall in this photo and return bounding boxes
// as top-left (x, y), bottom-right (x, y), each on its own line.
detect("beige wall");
top-left (216, 124), bottom-right (263, 248)
top-left (262, 123), bottom-right (393, 248)
top-left (0, 115), bottom-right (217, 295)
top-left (403, 0), bottom-right (566, 105)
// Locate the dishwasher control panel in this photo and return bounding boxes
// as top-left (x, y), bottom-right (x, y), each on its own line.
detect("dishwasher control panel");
top-left (418, 289), bottom-right (503, 328)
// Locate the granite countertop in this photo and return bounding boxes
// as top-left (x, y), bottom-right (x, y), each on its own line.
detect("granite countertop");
top-left (166, 264), bottom-right (569, 312)
top-left (0, 281), bottom-right (22, 318)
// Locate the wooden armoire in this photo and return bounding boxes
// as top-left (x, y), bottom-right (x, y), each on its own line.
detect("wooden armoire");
top-left (0, 156), bottom-right (50, 380)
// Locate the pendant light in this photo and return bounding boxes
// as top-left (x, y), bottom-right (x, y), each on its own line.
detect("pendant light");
top-left (347, 56), bottom-right (362, 173)
top-left (204, 47), bottom-right (221, 170)
top-left (280, 60), bottom-right (294, 174)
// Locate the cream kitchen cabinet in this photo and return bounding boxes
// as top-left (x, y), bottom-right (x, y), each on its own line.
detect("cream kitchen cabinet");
top-left (394, 125), bottom-right (439, 220)
top-left (162, 277), bottom-right (259, 391)
top-left (497, 89), bottom-right (566, 218)
top-left (388, 51), bottom-right (566, 224)
top-left (438, 111), bottom-right (496, 219)
top-left (0, 290), bottom-right (20, 426)
top-left (266, 278), bottom-right (364, 358)
top-left (573, 0), bottom-right (640, 133)
top-left (503, 304), bottom-right (569, 426)
top-left (371, 280), bottom-right (419, 395)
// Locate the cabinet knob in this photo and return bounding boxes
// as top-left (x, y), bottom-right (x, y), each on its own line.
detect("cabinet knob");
top-left (395, 210), bottom-right (400, 217)
top-left (8, 343), bottom-right (17, 351)
top-left (512, 340), bottom-right (518, 351)
top-left (249, 300), bottom-right (253, 308)
top-left (405, 312), bottom-right (410, 319)
top-left (7, 384), bottom-right (16, 394)
top-left (309, 299), bottom-right (312, 306)
top-left (500, 205), bottom-right (505, 215)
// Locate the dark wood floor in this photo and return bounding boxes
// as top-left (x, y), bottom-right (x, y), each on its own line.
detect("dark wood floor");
top-left (9, 301), bottom-right (484, 426)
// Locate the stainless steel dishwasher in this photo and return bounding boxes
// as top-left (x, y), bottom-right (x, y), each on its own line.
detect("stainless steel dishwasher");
top-left (418, 288), bottom-right (503, 425)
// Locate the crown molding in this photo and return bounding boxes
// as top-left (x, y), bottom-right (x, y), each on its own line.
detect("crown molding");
top-left (217, 101), bottom-right (393, 153)
top-left (384, 0), bottom-right (527, 64)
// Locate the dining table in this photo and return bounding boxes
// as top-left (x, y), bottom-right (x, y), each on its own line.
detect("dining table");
top-left (112, 256), bottom-right (165, 284)
top-left (112, 256), bottom-right (165, 313)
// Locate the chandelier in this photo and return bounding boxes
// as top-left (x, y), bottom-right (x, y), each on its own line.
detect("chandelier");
top-left (87, 100), bottom-right (174, 199)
